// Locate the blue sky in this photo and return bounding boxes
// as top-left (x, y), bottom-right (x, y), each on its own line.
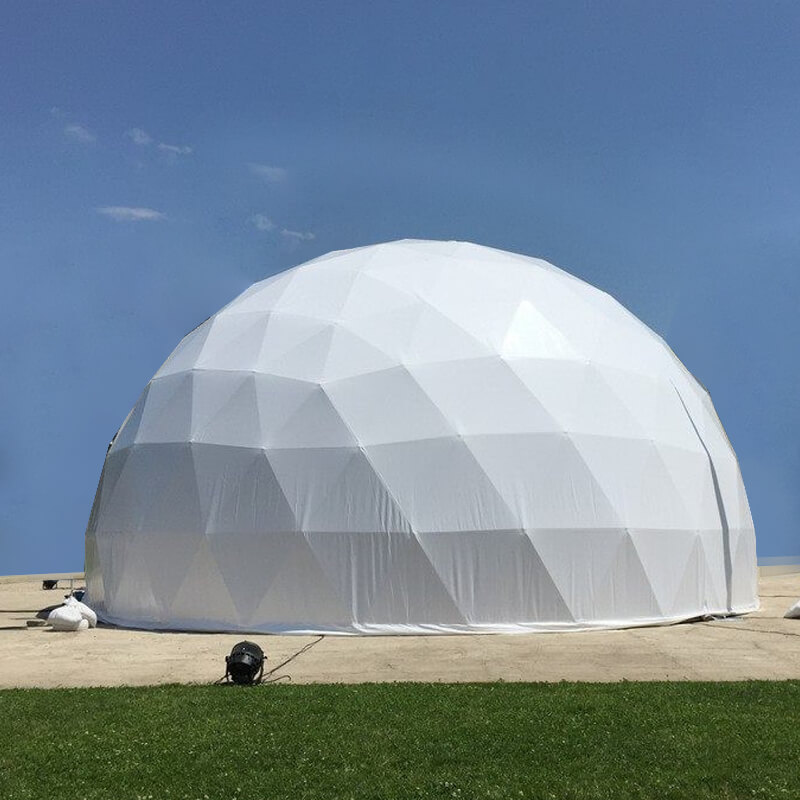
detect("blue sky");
top-left (1, 2), bottom-right (798, 574)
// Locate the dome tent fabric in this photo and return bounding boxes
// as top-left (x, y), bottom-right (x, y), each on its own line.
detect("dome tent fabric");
top-left (84, 240), bottom-right (758, 634)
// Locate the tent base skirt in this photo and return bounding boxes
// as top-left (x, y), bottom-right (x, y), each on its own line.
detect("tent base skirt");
top-left (91, 601), bottom-right (760, 636)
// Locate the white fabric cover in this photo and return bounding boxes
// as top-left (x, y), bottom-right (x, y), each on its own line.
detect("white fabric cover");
top-left (65, 596), bottom-right (98, 627)
top-left (48, 605), bottom-right (85, 631)
top-left (84, 240), bottom-right (758, 634)
top-left (785, 600), bottom-right (800, 619)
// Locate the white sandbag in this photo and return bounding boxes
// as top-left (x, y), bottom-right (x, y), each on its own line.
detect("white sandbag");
top-left (47, 604), bottom-right (84, 631)
top-left (77, 618), bottom-right (89, 631)
top-left (64, 596), bottom-right (98, 628)
top-left (785, 600), bottom-right (800, 619)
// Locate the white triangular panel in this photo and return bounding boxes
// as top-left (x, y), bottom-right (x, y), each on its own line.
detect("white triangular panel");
top-left (192, 373), bottom-right (260, 448)
top-left (629, 529), bottom-right (698, 618)
top-left (270, 385), bottom-right (357, 449)
top-left (102, 534), bottom-right (161, 622)
top-left (155, 321), bottom-right (213, 379)
top-left (600, 534), bottom-right (662, 620)
top-left (137, 532), bottom-right (205, 618)
top-left (195, 312), bottom-right (269, 371)
top-left (111, 388), bottom-right (149, 453)
top-left (191, 445), bottom-right (296, 534)
top-left (365, 437), bottom-right (520, 533)
top-left (321, 326), bottom-right (398, 381)
top-left (671, 535), bottom-right (706, 617)
top-left (325, 366), bottom-right (455, 445)
top-left (255, 312), bottom-right (332, 371)
top-left (363, 532), bottom-right (467, 626)
top-left (272, 265), bottom-right (359, 321)
top-left (465, 433), bottom-right (621, 530)
top-left (501, 299), bottom-right (579, 360)
top-left (250, 535), bottom-right (351, 627)
top-left (266, 325), bottom-right (335, 382)
top-left (417, 530), bottom-right (574, 625)
top-left (410, 357), bottom-right (561, 436)
top-left (135, 373), bottom-right (194, 444)
top-left (207, 531), bottom-right (299, 626)
top-left (529, 528), bottom-right (628, 623)
top-left (729, 527), bottom-right (759, 611)
top-left (169, 539), bottom-right (239, 627)
top-left (226, 271), bottom-right (294, 314)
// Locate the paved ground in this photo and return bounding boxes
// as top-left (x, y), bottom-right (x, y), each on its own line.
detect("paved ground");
top-left (1, 573), bottom-right (798, 688)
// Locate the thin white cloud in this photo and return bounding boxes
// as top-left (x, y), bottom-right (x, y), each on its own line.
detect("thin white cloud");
top-left (250, 214), bottom-right (275, 231)
top-left (96, 206), bottom-right (165, 222)
top-left (64, 123), bottom-right (96, 143)
top-left (124, 129), bottom-right (191, 159)
top-left (281, 228), bottom-right (315, 241)
top-left (248, 163), bottom-right (287, 182)
top-left (158, 142), bottom-right (192, 156)
top-left (126, 127), bottom-right (152, 146)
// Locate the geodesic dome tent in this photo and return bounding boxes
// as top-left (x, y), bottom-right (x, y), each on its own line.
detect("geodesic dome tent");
top-left (85, 240), bottom-right (758, 634)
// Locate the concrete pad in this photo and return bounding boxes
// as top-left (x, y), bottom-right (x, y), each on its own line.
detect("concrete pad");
top-left (1, 574), bottom-right (799, 688)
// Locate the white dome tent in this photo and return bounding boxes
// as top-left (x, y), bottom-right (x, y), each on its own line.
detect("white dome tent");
top-left (84, 240), bottom-right (758, 634)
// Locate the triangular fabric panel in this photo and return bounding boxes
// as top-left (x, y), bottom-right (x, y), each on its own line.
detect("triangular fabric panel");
top-left (501, 299), bottom-right (579, 360)
top-left (192, 372), bottom-right (261, 448)
top-left (256, 312), bottom-right (334, 372)
top-left (191, 444), bottom-right (296, 535)
top-left (698, 529), bottom-right (728, 611)
top-left (271, 264), bottom-right (359, 321)
top-left (365, 437), bottom-right (520, 533)
top-left (169, 539), bottom-right (239, 628)
top-left (320, 325), bottom-right (398, 382)
top-left (83, 534), bottom-right (105, 605)
top-left (325, 365), bottom-right (455, 446)
top-left (136, 532), bottom-right (206, 620)
top-left (600, 534), bottom-right (662, 621)
top-left (195, 312), bottom-right (270, 371)
top-left (362, 532), bottom-right (468, 627)
top-left (671, 535), bottom-right (707, 617)
top-left (110, 388), bottom-right (150, 453)
top-left (410, 357), bottom-right (561, 436)
top-left (135, 373), bottom-right (194, 445)
top-left (226, 271), bottom-right (294, 315)
top-left (207, 531), bottom-right (302, 626)
top-left (629, 529), bottom-right (699, 619)
top-left (301, 449), bottom-right (414, 534)
top-left (250, 534), bottom-right (352, 628)
top-left (155, 321), bottom-right (213, 379)
top-left (729, 527), bottom-right (758, 611)
top-left (270, 385), bottom-right (357, 449)
top-left (266, 325), bottom-right (336, 382)
top-left (100, 533), bottom-right (161, 622)
top-left (464, 433), bottom-right (621, 530)
top-left (528, 528), bottom-right (629, 623)
top-left (416, 530), bottom-right (574, 625)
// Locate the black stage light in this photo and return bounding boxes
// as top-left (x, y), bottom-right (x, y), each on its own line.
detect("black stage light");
top-left (225, 641), bottom-right (265, 685)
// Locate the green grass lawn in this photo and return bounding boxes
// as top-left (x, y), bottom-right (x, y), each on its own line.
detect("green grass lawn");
top-left (1, 681), bottom-right (799, 800)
